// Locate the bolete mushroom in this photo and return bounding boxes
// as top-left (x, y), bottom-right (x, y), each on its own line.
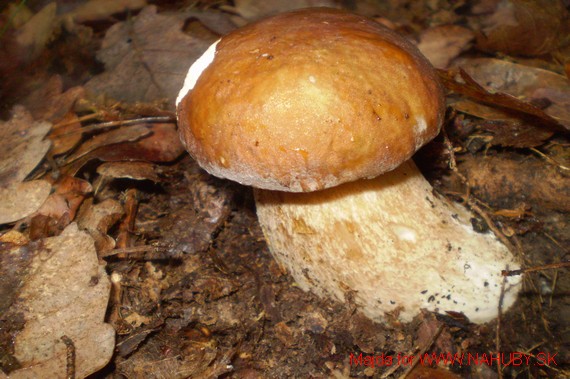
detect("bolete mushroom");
top-left (176, 8), bottom-right (522, 323)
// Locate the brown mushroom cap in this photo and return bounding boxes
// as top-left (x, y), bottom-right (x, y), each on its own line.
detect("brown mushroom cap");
top-left (177, 8), bottom-right (445, 192)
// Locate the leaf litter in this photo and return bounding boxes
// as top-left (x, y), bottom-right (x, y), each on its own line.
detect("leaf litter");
top-left (0, 1), bottom-right (569, 378)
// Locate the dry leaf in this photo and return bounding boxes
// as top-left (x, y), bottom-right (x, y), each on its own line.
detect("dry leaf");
top-left (417, 25), bottom-right (474, 69)
top-left (457, 58), bottom-right (570, 129)
top-left (76, 198), bottom-right (124, 254)
top-left (65, 124), bottom-right (152, 163)
top-left (0, 223), bottom-right (114, 378)
top-left (0, 106), bottom-right (52, 224)
top-left (61, 123), bottom-right (182, 176)
top-left (97, 161), bottom-right (160, 182)
top-left (474, 0), bottom-right (569, 56)
top-left (64, 0), bottom-right (147, 24)
top-left (85, 6), bottom-right (218, 107)
top-left (49, 111), bottom-right (84, 155)
top-left (407, 365), bottom-right (463, 379)
top-left (14, 2), bottom-right (58, 63)
top-left (20, 75), bottom-right (85, 123)
top-left (479, 120), bottom-right (553, 148)
top-left (0, 106), bottom-right (51, 184)
top-left (95, 123), bottom-right (184, 162)
top-left (2, 3), bottom-right (33, 29)
top-left (0, 181), bottom-right (52, 225)
top-left (36, 176), bottom-right (93, 221)
top-left (438, 67), bottom-right (565, 130)
top-left (223, 0), bottom-right (338, 22)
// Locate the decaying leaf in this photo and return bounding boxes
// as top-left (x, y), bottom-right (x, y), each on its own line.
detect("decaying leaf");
top-left (0, 181), bottom-right (52, 225)
top-left (36, 176), bottom-right (93, 221)
top-left (0, 223), bottom-right (114, 378)
top-left (65, 124), bottom-right (152, 164)
top-left (474, 0), bottom-right (569, 56)
top-left (63, 0), bottom-right (147, 24)
top-left (0, 106), bottom-right (51, 185)
top-left (20, 75), bottom-right (85, 123)
top-left (222, 0), bottom-right (338, 22)
top-left (0, 106), bottom-right (52, 224)
top-left (417, 25), bottom-right (474, 69)
top-left (49, 111), bottom-right (84, 156)
top-left (457, 58), bottom-right (570, 129)
top-left (478, 120), bottom-right (553, 148)
top-left (439, 67), bottom-right (567, 130)
top-left (14, 2), bottom-right (58, 63)
top-left (77, 198), bottom-right (124, 254)
top-left (97, 161), bottom-right (160, 182)
top-left (85, 6), bottom-right (218, 107)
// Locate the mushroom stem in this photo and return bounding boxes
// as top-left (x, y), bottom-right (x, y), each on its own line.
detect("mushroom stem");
top-left (254, 160), bottom-right (522, 323)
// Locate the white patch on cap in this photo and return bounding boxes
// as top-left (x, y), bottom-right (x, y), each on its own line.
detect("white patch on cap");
top-left (415, 116), bottom-right (427, 134)
top-left (176, 39), bottom-right (220, 106)
top-left (414, 116), bottom-right (427, 148)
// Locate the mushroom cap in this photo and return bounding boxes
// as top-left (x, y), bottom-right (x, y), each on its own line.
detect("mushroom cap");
top-left (177, 8), bottom-right (445, 192)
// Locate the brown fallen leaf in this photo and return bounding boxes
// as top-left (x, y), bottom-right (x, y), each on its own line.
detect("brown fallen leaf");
top-left (49, 111), bottom-right (84, 156)
top-left (417, 25), bottom-right (474, 69)
top-left (62, 122), bottom-right (182, 176)
top-left (438, 67), bottom-right (566, 131)
top-left (0, 223), bottom-right (114, 379)
top-left (14, 2), bottom-right (58, 63)
top-left (457, 58), bottom-right (570, 129)
top-left (76, 198), bottom-right (124, 254)
top-left (63, 0), bottom-right (147, 24)
top-left (222, 0), bottom-right (338, 23)
top-left (0, 230), bottom-right (29, 245)
top-left (474, 0), bottom-right (569, 56)
top-left (0, 106), bottom-right (52, 184)
top-left (94, 123), bottom-right (184, 162)
top-left (97, 161), bottom-right (160, 182)
top-left (20, 75), bottom-right (85, 123)
top-left (478, 120), bottom-right (553, 148)
top-left (65, 123), bottom-right (152, 163)
top-left (0, 106), bottom-right (52, 224)
top-left (84, 6), bottom-right (219, 107)
top-left (0, 181), bottom-right (52, 225)
top-left (31, 175), bottom-right (93, 237)
top-left (407, 365), bottom-right (463, 379)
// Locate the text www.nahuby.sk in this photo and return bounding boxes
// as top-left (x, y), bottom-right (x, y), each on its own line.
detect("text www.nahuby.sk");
top-left (350, 351), bottom-right (558, 368)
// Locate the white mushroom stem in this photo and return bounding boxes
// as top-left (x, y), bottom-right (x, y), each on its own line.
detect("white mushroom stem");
top-left (255, 160), bottom-right (522, 323)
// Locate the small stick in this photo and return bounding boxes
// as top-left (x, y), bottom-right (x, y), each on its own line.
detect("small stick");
top-left (61, 335), bottom-right (76, 379)
top-left (54, 116), bottom-right (175, 137)
top-left (398, 324), bottom-right (444, 379)
top-left (495, 272), bottom-right (508, 379)
top-left (530, 148), bottom-right (570, 171)
top-left (502, 261), bottom-right (570, 276)
top-left (100, 244), bottom-right (170, 258)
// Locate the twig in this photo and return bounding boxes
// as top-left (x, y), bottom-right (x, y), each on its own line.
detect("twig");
top-left (52, 112), bottom-right (102, 129)
top-left (468, 198), bottom-right (516, 252)
top-left (397, 324), bottom-right (444, 379)
top-left (441, 126), bottom-right (468, 184)
top-left (495, 272), bottom-right (508, 379)
top-left (502, 261), bottom-right (570, 276)
top-left (61, 335), bottom-right (76, 379)
top-left (530, 148), bottom-right (570, 171)
top-left (54, 116), bottom-right (176, 137)
top-left (100, 244), bottom-right (170, 258)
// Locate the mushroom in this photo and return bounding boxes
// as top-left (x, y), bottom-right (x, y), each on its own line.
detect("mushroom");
top-left (176, 8), bottom-right (522, 323)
